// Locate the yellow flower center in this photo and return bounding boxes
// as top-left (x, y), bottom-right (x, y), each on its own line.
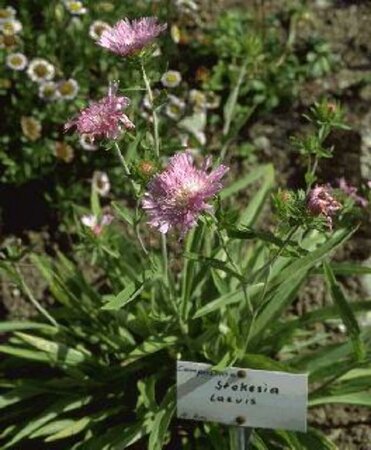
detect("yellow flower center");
top-left (55, 142), bottom-right (74, 162)
top-left (58, 81), bottom-right (75, 96)
top-left (0, 9), bottom-right (12, 19)
top-left (169, 104), bottom-right (181, 115)
top-left (166, 73), bottom-right (179, 83)
top-left (9, 55), bottom-right (22, 66)
top-left (42, 85), bottom-right (55, 98)
top-left (2, 35), bottom-right (17, 47)
top-left (34, 63), bottom-right (48, 77)
top-left (3, 22), bottom-right (15, 33)
top-left (94, 24), bottom-right (107, 36)
top-left (21, 117), bottom-right (42, 141)
top-left (68, 2), bottom-right (83, 12)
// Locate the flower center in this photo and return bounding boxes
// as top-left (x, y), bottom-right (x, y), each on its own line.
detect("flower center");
top-left (34, 64), bottom-right (48, 77)
top-left (10, 55), bottom-right (22, 66)
top-left (0, 9), bottom-right (12, 19)
top-left (68, 2), bottom-right (83, 12)
top-left (166, 73), bottom-right (178, 83)
top-left (42, 85), bottom-right (55, 98)
top-left (94, 24), bottom-right (107, 36)
top-left (3, 35), bottom-right (17, 46)
top-left (59, 81), bottom-right (74, 96)
top-left (175, 180), bottom-right (203, 207)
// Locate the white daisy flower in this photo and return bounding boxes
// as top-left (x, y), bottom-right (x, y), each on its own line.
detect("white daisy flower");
top-left (64, 1), bottom-right (88, 15)
top-left (175, 0), bottom-right (199, 12)
top-left (0, 33), bottom-right (20, 50)
top-left (57, 78), bottom-right (79, 100)
top-left (55, 141), bottom-right (74, 163)
top-left (81, 213), bottom-right (113, 236)
top-left (6, 52), bottom-right (27, 71)
top-left (38, 81), bottom-right (59, 101)
top-left (27, 58), bottom-right (55, 83)
top-left (92, 171), bottom-right (110, 196)
top-left (81, 214), bottom-right (97, 229)
top-left (0, 18), bottom-right (22, 35)
top-left (189, 89), bottom-right (207, 111)
top-left (161, 70), bottom-right (182, 88)
top-left (88, 20), bottom-right (110, 40)
top-left (170, 24), bottom-right (181, 43)
top-left (79, 134), bottom-right (98, 151)
top-left (0, 6), bottom-right (16, 23)
top-left (165, 95), bottom-right (186, 121)
top-left (205, 91), bottom-right (221, 109)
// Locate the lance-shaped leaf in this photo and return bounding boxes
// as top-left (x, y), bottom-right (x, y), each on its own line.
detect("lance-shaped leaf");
top-left (323, 261), bottom-right (365, 361)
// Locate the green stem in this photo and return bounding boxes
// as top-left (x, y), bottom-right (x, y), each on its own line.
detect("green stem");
top-left (140, 59), bottom-right (160, 157)
top-left (114, 142), bottom-right (131, 178)
top-left (161, 234), bottom-right (169, 288)
top-left (14, 265), bottom-right (59, 328)
top-left (114, 142), bottom-right (148, 255)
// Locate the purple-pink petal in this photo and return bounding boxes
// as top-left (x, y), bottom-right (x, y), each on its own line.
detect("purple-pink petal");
top-left (307, 185), bottom-right (342, 229)
top-left (65, 82), bottom-right (134, 141)
top-left (97, 17), bottom-right (167, 57)
top-left (143, 152), bottom-right (229, 235)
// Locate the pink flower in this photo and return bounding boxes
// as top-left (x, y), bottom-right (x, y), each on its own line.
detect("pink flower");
top-left (338, 177), bottom-right (368, 208)
top-left (97, 17), bottom-right (167, 57)
top-left (81, 213), bottom-right (113, 236)
top-left (65, 81), bottom-right (134, 141)
top-left (307, 185), bottom-right (342, 229)
top-left (143, 152), bottom-right (229, 235)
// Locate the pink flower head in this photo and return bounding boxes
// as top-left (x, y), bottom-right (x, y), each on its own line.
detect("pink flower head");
top-left (143, 152), bottom-right (229, 235)
top-left (65, 81), bottom-right (134, 141)
top-left (97, 17), bottom-right (167, 57)
top-left (307, 185), bottom-right (342, 229)
top-left (338, 177), bottom-right (368, 208)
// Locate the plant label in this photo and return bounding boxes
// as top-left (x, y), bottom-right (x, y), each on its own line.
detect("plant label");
top-left (177, 361), bottom-right (308, 432)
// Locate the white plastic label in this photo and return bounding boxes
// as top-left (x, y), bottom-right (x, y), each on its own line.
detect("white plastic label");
top-left (177, 361), bottom-right (307, 432)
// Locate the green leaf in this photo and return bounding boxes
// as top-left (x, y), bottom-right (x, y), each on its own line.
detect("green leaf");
top-left (3, 396), bottom-right (91, 448)
top-left (148, 386), bottom-right (176, 450)
top-left (14, 332), bottom-right (92, 367)
top-left (315, 262), bottom-right (371, 276)
top-left (124, 335), bottom-right (178, 365)
top-left (112, 201), bottom-right (134, 226)
top-left (0, 387), bottom-right (40, 410)
top-left (227, 226), bottom-right (285, 246)
top-left (193, 283), bottom-right (264, 319)
top-left (323, 261), bottom-right (365, 360)
top-left (240, 354), bottom-right (296, 372)
top-left (220, 164), bottom-right (272, 200)
top-left (0, 345), bottom-right (49, 362)
top-left (251, 272), bottom-right (307, 341)
top-left (271, 227), bottom-right (355, 289)
top-left (239, 164), bottom-right (274, 227)
top-left (310, 391), bottom-right (371, 407)
top-left (223, 59), bottom-right (248, 136)
top-left (102, 280), bottom-right (144, 310)
top-left (0, 321), bottom-right (55, 333)
top-left (185, 252), bottom-right (244, 282)
top-left (296, 427), bottom-right (337, 450)
top-left (78, 421), bottom-right (149, 450)
top-left (30, 419), bottom-right (75, 439)
top-left (45, 417), bottom-right (91, 442)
